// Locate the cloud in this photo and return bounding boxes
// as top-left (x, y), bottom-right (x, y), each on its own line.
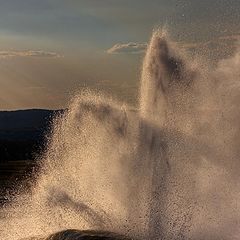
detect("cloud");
top-left (107, 34), bottom-right (240, 60)
top-left (0, 50), bottom-right (61, 59)
top-left (107, 42), bottom-right (147, 54)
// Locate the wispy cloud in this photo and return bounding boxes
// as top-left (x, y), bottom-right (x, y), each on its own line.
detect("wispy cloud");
top-left (0, 50), bottom-right (61, 59)
top-left (107, 42), bottom-right (147, 54)
top-left (108, 34), bottom-right (240, 55)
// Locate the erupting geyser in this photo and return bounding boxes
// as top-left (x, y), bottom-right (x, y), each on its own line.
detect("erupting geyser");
top-left (1, 29), bottom-right (240, 240)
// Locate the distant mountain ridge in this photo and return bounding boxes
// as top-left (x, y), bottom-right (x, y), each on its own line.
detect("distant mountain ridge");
top-left (0, 109), bottom-right (63, 141)
top-left (0, 109), bottom-right (65, 199)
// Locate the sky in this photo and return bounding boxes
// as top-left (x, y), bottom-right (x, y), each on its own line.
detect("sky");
top-left (0, 0), bottom-right (240, 110)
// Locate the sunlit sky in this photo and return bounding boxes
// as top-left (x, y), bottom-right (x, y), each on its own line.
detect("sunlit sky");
top-left (0, 0), bottom-right (240, 110)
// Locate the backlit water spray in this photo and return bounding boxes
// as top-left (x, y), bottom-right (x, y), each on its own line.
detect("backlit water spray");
top-left (1, 29), bottom-right (240, 240)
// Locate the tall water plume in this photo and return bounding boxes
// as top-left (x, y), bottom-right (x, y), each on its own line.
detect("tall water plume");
top-left (1, 29), bottom-right (240, 240)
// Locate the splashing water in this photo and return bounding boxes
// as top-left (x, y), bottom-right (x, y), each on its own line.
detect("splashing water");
top-left (1, 29), bottom-right (240, 240)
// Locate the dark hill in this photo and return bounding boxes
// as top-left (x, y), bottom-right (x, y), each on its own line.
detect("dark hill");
top-left (0, 109), bottom-right (64, 204)
top-left (0, 109), bottom-right (63, 161)
top-left (0, 109), bottom-right (61, 141)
